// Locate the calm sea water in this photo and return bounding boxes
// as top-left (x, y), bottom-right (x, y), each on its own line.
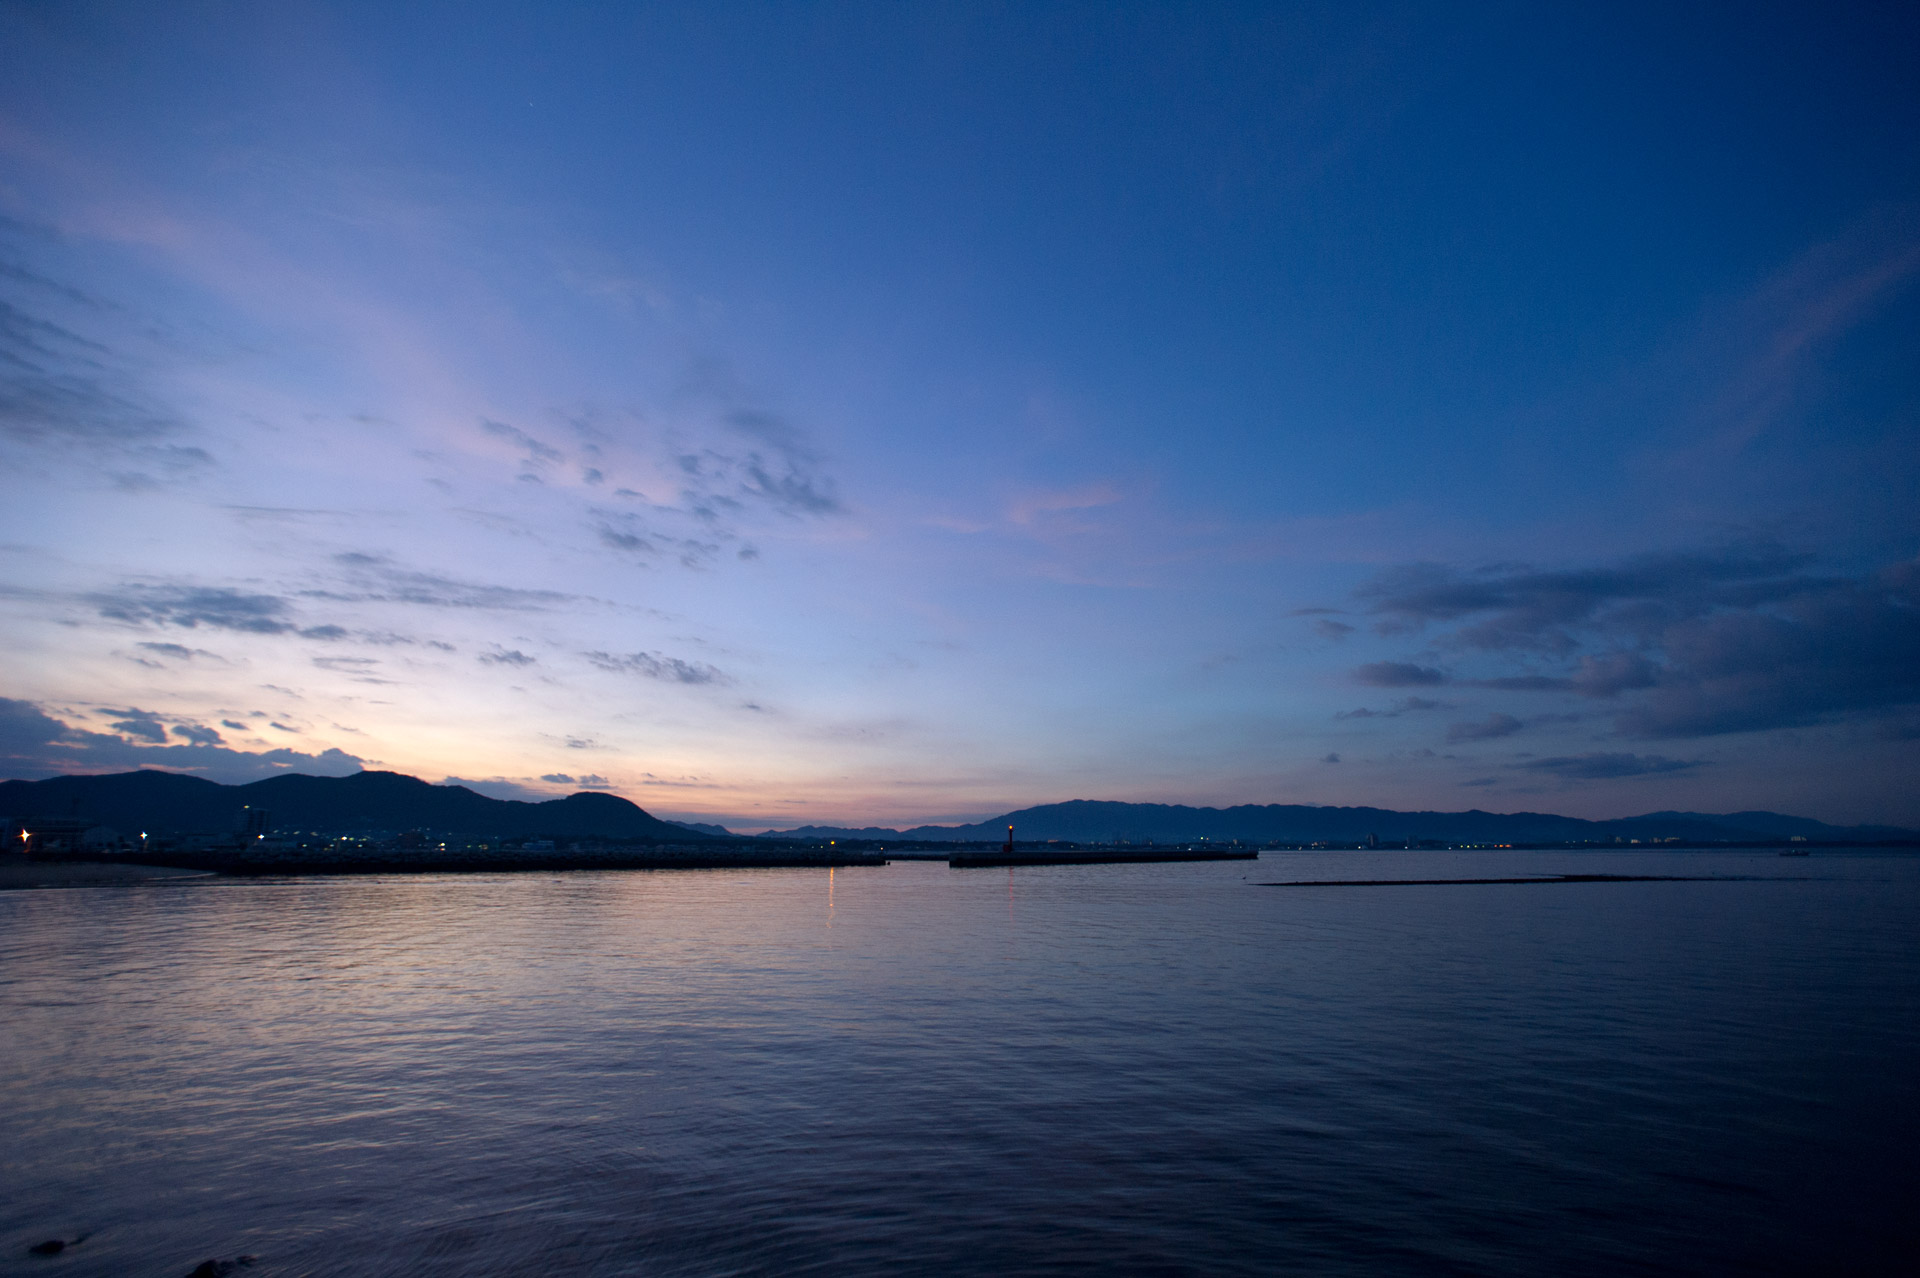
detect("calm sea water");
top-left (3, 850), bottom-right (1916, 1276)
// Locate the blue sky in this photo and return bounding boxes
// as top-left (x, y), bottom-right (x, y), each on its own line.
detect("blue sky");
top-left (2, 1), bottom-right (1916, 828)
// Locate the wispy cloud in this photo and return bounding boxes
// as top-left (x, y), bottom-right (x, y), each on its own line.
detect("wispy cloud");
top-left (91, 584), bottom-right (303, 634)
top-left (315, 553), bottom-right (578, 611)
top-left (1676, 205), bottom-right (1920, 459)
top-left (1353, 661), bottom-right (1448, 687)
top-left (1335, 696), bottom-right (1446, 719)
top-left (1514, 753), bottom-right (1705, 780)
top-left (0, 223), bottom-right (220, 494)
top-left (1006, 482), bottom-right (1122, 527)
top-left (135, 641), bottom-right (223, 661)
top-left (481, 418), bottom-right (564, 469)
top-left (1448, 713), bottom-right (1523, 742)
top-left (0, 293), bottom-right (174, 445)
top-left (583, 650), bottom-right (728, 685)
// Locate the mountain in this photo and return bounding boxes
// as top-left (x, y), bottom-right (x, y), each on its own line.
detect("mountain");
top-left (667, 819), bottom-right (736, 837)
top-left (0, 769), bottom-right (707, 841)
top-left (10, 772), bottom-right (1909, 847)
top-left (760, 799), bottom-right (1918, 845)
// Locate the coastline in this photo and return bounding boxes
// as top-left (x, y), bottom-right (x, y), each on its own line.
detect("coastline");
top-left (0, 860), bottom-right (215, 891)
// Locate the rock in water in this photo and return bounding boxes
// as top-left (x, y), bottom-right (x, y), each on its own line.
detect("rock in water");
top-left (186, 1262), bottom-right (236, 1278)
top-left (28, 1239), bottom-right (65, 1255)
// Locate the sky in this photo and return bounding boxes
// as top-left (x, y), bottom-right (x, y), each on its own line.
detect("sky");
top-left (2, 1), bottom-right (1917, 830)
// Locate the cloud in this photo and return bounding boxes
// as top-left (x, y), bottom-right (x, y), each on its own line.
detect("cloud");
top-left (136, 641), bottom-right (221, 661)
top-left (0, 696), bottom-right (363, 783)
top-left (1335, 696), bottom-right (1447, 720)
top-left (1321, 752), bottom-right (1341, 763)
top-left (1312, 619), bottom-right (1356, 640)
top-left (442, 775), bottom-right (550, 802)
top-left (92, 584), bottom-right (298, 634)
top-left (1347, 548), bottom-right (1920, 738)
top-left (465, 383), bottom-right (842, 581)
top-left (1356, 546), bottom-right (1809, 651)
top-left (1514, 753), bottom-right (1706, 780)
top-left (479, 647), bottom-right (536, 667)
top-left (103, 707), bottom-right (169, 743)
top-left (0, 294), bottom-right (179, 446)
top-left (481, 418), bottom-right (564, 467)
top-left (1448, 713), bottom-right (1524, 742)
top-left (172, 723), bottom-right (224, 745)
top-left (311, 654), bottom-right (396, 684)
top-left (597, 523), bottom-right (657, 555)
top-left (720, 408), bottom-right (840, 516)
top-left (1353, 661), bottom-right (1448, 687)
top-left (0, 233), bottom-right (224, 493)
top-left (583, 650), bottom-right (729, 684)
top-left (1006, 482), bottom-right (1122, 526)
top-left (316, 553), bottom-right (577, 611)
top-left (1613, 580), bottom-right (1920, 736)
top-left (1680, 206), bottom-right (1920, 458)
top-left (539, 773), bottom-right (575, 784)
top-left (643, 365), bottom-right (847, 525)
top-left (591, 511), bottom-right (726, 567)
top-left (81, 576), bottom-right (443, 648)
top-left (1477, 651), bottom-right (1660, 698)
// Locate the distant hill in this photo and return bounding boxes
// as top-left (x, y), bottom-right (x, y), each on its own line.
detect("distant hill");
top-left (0, 770), bottom-right (706, 841)
top-left (667, 819), bottom-right (735, 837)
top-left (762, 799), bottom-right (1918, 845)
top-left (9, 772), bottom-right (1909, 847)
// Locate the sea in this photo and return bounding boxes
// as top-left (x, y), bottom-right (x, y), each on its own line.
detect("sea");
top-left (3, 848), bottom-right (1916, 1276)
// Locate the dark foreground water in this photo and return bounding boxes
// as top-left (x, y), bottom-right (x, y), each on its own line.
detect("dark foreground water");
top-left (3, 849), bottom-right (1917, 1276)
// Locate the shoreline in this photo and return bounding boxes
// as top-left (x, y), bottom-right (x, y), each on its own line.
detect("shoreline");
top-left (0, 860), bottom-right (215, 891)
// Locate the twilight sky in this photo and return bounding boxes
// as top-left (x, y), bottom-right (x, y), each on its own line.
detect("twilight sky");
top-left (2, 1), bottom-right (1917, 829)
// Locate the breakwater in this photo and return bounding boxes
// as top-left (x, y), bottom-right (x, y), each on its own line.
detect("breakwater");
top-left (949, 847), bottom-right (1258, 868)
top-left (43, 844), bottom-right (888, 877)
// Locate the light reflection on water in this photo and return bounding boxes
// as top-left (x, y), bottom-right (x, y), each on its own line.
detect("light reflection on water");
top-left (2, 850), bottom-right (1917, 1276)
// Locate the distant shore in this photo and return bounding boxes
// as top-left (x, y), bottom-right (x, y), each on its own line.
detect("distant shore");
top-left (0, 860), bottom-right (214, 891)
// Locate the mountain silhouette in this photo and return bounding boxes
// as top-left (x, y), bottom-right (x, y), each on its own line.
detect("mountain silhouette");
top-left (0, 769), bottom-right (704, 841)
top-left (763, 798), bottom-right (1916, 845)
